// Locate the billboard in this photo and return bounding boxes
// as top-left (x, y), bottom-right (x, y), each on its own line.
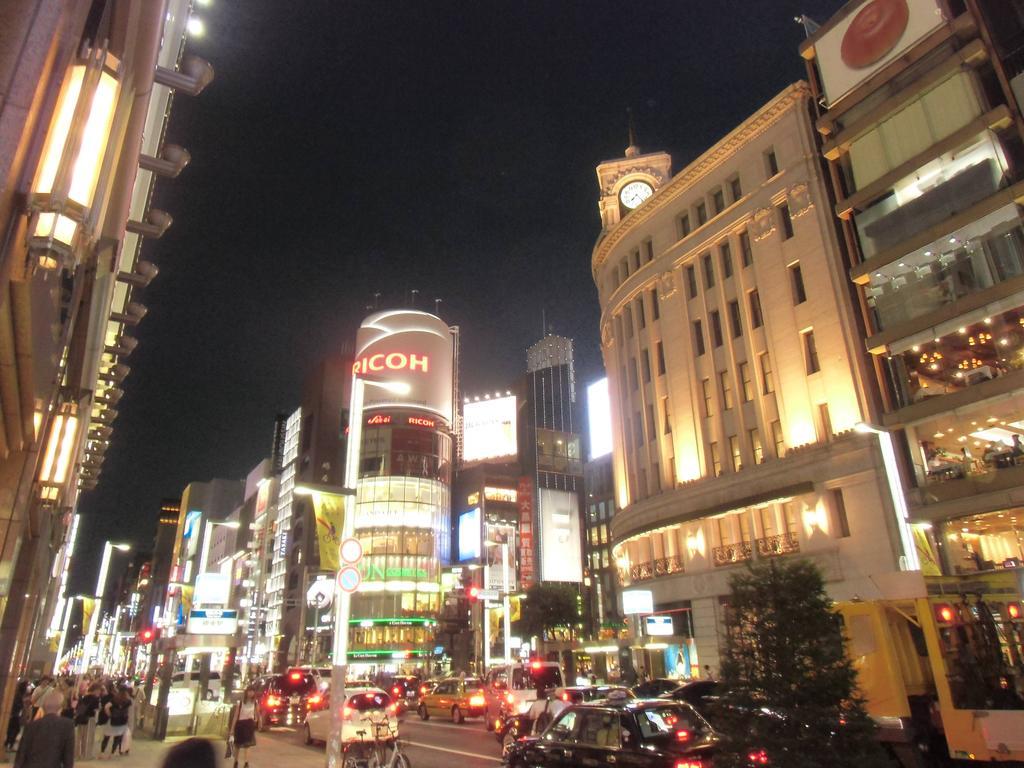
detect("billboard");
top-left (355, 310), bottom-right (454, 424)
top-left (463, 396), bottom-right (517, 462)
top-left (484, 521), bottom-right (517, 591)
top-left (587, 378), bottom-right (612, 460)
top-left (539, 488), bottom-right (582, 583)
top-left (622, 589), bottom-right (653, 615)
top-left (816, 0), bottom-right (944, 106)
top-left (458, 507), bottom-right (481, 561)
top-left (516, 477), bottom-right (535, 588)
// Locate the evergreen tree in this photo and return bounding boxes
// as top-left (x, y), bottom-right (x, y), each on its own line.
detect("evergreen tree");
top-left (713, 558), bottom-right (892, 768)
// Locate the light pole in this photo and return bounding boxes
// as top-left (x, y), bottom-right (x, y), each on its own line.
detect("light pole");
top-left (82, 541), bottom-right (130, 673)
top-left (306, 374), bottom-right (408, 768)
top-left (854, 422), bottom-right (920, 572)
top-left (52, 595), bottom-right (85, 674)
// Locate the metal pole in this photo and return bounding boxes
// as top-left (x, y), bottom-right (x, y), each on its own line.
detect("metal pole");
top-left (502, 542), bottom-right (511, 665)
top-left (328, 375), bottom-right (364, 768)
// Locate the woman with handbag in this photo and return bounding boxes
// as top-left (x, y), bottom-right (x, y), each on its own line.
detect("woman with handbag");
top-left (228, 687), bottom-right (258, 768)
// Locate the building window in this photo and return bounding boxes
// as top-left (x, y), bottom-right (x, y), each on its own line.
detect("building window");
top-left (739, 361), bottom-right (753, 402)
top-left (624, 306), bottom-right (633, 337)
top-left (730, 435), bottom-right (742, 472)
top-left (638, 467), bottom-right (648, 497)
top-left (641, 349), bottom-right (652, 383)
top-left (632, 248), bottom-right (641, 271)
top-left (712, 187), bottom-right (725, 215)
top-left (636, 297), bottom-right (646, 329)
top-left (729, 174), bottom-right (742, 202)
top-left (634, 412), bottom-right (643, 448)
top-left (778, 203), bottom-right (794, 240)
top-left (662, 396), bottom-right (672, 434)
top-left (621, 258), bottom-right (629, 279)
top-left (721, 242), bottom-right (733, 278)
top-left (650, 288), bottom-right (660, 321)
top-left (644, 238), bottom-right (654, 263)
top-left (686, 265), bottom-right (698, 298)
top-left (710, 310), bottom-right (723, 347)
top-left (803, 330), bottom-right (820, 374)
top-left (765, 147), bottom-right (779, 177)
top-left (696, 201), bottom-right (707, 225)
top-left (760, 352), bottom-right (775, 394)
top-left (710, 441), bottom-right (722, 477)
top-left (701, 378), bottom-right (713, 417)
top-left (728, 300), bottom-right (743, 339)
top-left (693, 321), bottom-right (706, 356)
top-left (720, 370), bottom-right (734, 410)
top-left (831, 488), bottom-right (851, 538)
top-left (651, 462), bottom-right (661, 492)
top-left (679, 213), bottom-right (691, 237)
top-left (656, 341), bottom-right (666, 376)
top-left (629, 358), bottom-right (639, 390)
top-left (817, 402), bottom-right (832, 442)
top-left (748, 289), bottom-right (763, 328)
top-left (790, 263), bottom-right (806, 304)
top-left (702, 253), bottom-right (715, 289)
top-left (646, 404), bottom-right (656, 439)
top-left (749, 428), bottom-right (764, 464)
top-left (739, 230), bottom-right (753, 267)
top-left (772, 419), bottom-right (785, 458)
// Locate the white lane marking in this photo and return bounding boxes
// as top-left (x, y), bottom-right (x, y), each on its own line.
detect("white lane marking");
top-left (403, 740), bottom-right (502, 763)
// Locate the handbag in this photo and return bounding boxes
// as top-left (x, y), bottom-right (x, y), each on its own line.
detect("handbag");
top-left (225, 738), bottom-right (234, 759)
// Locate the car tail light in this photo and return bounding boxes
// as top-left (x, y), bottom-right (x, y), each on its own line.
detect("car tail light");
top-left (307, 693), bottom-right (323, 708)
top-left (675, 761), bottom-right (702, 768)
top-left (420, 685), bottom-right (429, 695)
top-left (1009, 602), bottom-right (1022, 620)
top-left (289, 671), bottom-right (303, 682)
top-left (530, 660), bottom-right (542, 670)
top-left (342, 705), bottom-right (353, 719)
top-left (505, 693), bottom-right (515, 705)
top-left (561, 692), bottom-right (570, 701)
top-left (676, 728), bottom-right (691, 742)
top-left (494, 718), bottom-right (502, 730)
top-left (469, 692), bottom-right (485, 707)
top-left (388, 703), bottom-right (398, 714)
top-left (393, 686), bottom-right (401, 695)
top-left (264, 695), bottom-right (281, 708)
top-left (747, 749), bottom-right (770, 765)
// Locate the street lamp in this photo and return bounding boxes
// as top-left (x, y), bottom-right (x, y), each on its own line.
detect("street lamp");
top-left (854, 422), bottom-right (920, 572)
top-left (314, 374), bottom-right (408, 768)
top-left (82, 542), bottom-right (130, 672)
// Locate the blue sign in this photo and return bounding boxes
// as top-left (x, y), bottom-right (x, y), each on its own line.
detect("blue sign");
top-left (458, 508), bottom-right (481, 561)
top-left (645, 615), bottom-right (674, 636)
top-left (183, 510), bottom-right (202, 540)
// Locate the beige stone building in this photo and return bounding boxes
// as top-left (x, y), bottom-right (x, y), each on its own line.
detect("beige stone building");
top-left (592, 83), bottom-right (925, 676)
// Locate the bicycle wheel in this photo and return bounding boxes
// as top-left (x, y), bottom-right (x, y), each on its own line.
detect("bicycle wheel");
top-left (395, 752), bottom-right (411, 768)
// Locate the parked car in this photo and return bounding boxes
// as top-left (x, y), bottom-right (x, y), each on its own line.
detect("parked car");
top-left (258, 671), bottom-right (320, 729)
top-left (417, 677), bottom-right (487, 723)
top-left (170, 671), bottom-right (221, 700)
top-left (304, 686), bottom-right (397, 746)
top-left (660, 680), bottom-right (720, 708)
top-left (483, 661), bottom-right (565, 725)
top-left (632, 678), bottom-right (684, 698)
top-left (504, 695), bottom-right (719, 768)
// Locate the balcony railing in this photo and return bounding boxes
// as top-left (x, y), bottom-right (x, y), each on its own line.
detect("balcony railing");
top-left (653, 555), bottom-right (684, 577)
top-left (756, 532), bottom-right (800, 557)
top-left (713, 541), bottom-right (753, 567)
top-left (629, 561), bottom-right (654, 582)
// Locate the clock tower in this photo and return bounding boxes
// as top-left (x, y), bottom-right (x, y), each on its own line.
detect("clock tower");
top-left (595, 133), bottom-right (672, 231)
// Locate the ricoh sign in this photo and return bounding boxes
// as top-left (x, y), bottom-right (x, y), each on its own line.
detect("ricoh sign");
top-left (355, 309), bottom-right (454, 424)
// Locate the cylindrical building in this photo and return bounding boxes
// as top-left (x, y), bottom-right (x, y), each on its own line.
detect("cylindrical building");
top-left (348, 309), bottom-right (456, 675)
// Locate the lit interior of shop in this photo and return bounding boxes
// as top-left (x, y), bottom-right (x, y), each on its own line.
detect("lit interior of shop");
top-left (941, 508), bottom-right (1023, 572)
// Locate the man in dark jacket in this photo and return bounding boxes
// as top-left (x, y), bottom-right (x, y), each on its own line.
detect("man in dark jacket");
top-left (14, 690), bottom-right (74, 768)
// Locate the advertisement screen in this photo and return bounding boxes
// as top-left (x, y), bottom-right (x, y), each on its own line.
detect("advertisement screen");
top-left (646, 615), bottom-right (674, 636)
top-left (458, 507), bottom-right (481, 561)
top-left (484, 521), bottom-right (517, 591)
top-left (587, 378), bottom-right (612, 460)
top-left (622, 589), bottom-right (653, 615)
top-left (463, 396), bottom-right (517, 463)
top-left (539, 488), bottom-right (582, 583)
top-left (355, 309), bottom-right (454, 424)
top-left (816, 0), bottom-right (943, 106)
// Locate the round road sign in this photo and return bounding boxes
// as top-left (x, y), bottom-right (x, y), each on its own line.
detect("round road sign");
top-left (340, 537), bottom-right (363, 564)
top-left (338, 565), bottom-right (361, 593)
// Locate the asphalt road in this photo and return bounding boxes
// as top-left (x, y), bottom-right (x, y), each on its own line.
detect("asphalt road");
top-left (258, 713), bottom-right (503, 768)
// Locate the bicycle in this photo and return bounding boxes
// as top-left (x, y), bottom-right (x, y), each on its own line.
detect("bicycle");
top-left (367, 719), bottom-right (409, 768)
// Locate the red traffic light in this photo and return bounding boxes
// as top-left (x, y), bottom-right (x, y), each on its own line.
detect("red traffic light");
top-left (469, 586), bottom-right (480, 600)
top-left (137, 627), bottom-right (158, 643)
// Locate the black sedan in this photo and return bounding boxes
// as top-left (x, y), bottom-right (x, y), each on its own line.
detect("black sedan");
top-left (505, 696), bottom-right (717, 768)
top-left (632, 677), bottom-right (684, 698)
top-left (661, 680), bottom-right (720, 707)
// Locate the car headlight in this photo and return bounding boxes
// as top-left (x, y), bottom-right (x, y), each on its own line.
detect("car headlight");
top-left (517, 702), bottom-right (532, 714)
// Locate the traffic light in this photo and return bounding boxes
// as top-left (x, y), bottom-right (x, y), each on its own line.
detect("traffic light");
top-left (468, 586), bottom-right (480, 600)
top-left (137, 627), bottom-right (159, 643)
top-left (934, 603), bottom-right (956, 627)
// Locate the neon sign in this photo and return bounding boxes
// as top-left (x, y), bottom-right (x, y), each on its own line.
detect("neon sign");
top-left (407, 416), bottom-right (435, 428)
top-left (352, 352), bottom-right (429, 375)
top-left (366, 414), bottom-right (392, 426)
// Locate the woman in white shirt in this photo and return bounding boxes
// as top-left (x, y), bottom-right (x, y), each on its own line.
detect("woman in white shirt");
top-left (229, 687), bottom-right (258, 768)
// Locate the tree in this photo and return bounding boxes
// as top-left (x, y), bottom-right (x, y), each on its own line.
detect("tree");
top-left (714, 558), bottom-right (891, 768)
top-left (515, 583), bottom-right (580, 641)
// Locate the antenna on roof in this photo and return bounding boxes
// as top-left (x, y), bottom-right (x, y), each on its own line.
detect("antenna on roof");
top-left (410, 288), bottom-right (419, 308)
top-left (434, 298), bottom-right (443, 316)
top-left (794, 14), bottom-right (820, 36)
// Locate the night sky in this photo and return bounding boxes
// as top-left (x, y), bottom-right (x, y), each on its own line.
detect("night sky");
top-left (71, 0), bottom-right (842, 591)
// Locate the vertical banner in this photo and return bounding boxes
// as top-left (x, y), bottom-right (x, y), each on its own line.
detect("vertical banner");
top-left (517, 477), bottom-right (534, 588)
top-left (912, 524), bottom-right (942, 576)
top-left (312, 491), bottom-right (345, 572)
top-left (81, 598), bottom-right (96, 634)
top-left (539, 488), bottom-right (583, 583)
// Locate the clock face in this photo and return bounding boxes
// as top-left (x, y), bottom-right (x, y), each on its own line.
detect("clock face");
top-left (619, 180), bottom-right (654, 210)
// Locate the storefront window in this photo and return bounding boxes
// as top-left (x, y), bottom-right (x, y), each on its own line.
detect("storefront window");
top-left (941, 509), bottom-right (1023, 573)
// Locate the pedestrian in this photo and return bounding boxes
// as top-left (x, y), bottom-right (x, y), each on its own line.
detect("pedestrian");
top-left (160, 738), bottom-right (217, 768)
top-left (5, 680), bottom-right (29, 752)
top-left (97, 688), bottom-right (130, 759)
top-left (228, 686), bottom-right (258, 768)
top-left (13, 690), bottom-right (74, 768)
top-left (703, 664), bottom-right (714, 680)
top-left (73, 684), bottom-right (101, 759)
top-left (29, 677), bottom-right (54, 720)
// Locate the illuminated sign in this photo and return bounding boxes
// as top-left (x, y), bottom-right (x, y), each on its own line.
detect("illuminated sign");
top-left (484, 486), bottom-right (517, 503)
top-left (407, 415), bottom-right (435, 427)
top-left (646, 615), bottom-right (674, 636)
top-left (182, 510), bottom-right (202, 540)
top-left (539, 488), bottom-right (582, 583)
top-left (458, 508), bottom-right (481, 561)
top-left (356, 310), bottom-right (454, 423)
top-left (186, 608), bottom-right (238, 635)
top-left (622, 589), bottom-right (654, 615)
top-left (587, 378), bottom-right (613, 460)
top-left (467, 492), bottom-right (480, 506)
top-left (517, 477), bottom-right (534, 588)
top-left (366, 414), bottom-right (392, 426)
top-left (463, 396), bottom-right (517, 463)
top-left (352, 352), bottom-right (430, 375)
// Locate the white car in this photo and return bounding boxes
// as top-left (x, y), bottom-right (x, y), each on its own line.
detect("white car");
top-left (170, 671), bottom-right (222, 700)
top-left (483, 661), bottom-right (565, 725)
top-left (303, 686), bottom-right (397, 747)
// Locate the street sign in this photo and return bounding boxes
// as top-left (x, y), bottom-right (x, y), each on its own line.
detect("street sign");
top-left (477, 589), bottom-right (499, 601)
top-left (340, 537), bottom-right (363, 563)
top-left (186, 608), bottom-right (238, 635)
top-left (338, 566), bottom-right (361, 593)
